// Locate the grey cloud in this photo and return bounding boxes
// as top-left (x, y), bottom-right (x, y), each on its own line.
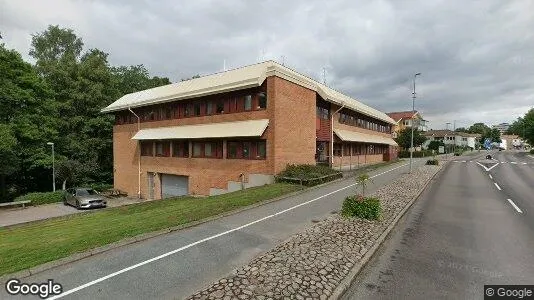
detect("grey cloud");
top-left (1, 0), bottom-right (533, 128)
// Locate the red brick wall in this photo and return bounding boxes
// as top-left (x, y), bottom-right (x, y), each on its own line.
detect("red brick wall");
top-left (270, 76), bottom-right (316, 174)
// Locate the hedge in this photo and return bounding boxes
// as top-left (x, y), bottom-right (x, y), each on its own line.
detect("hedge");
top-left (398, 150), bottom-right (434, 158)
top-left (275, 164), bottom-right (342, 186)
top-left (14, 191), bottom-right (65, 206)
top-left (341, 196), bottom-right (381, 220)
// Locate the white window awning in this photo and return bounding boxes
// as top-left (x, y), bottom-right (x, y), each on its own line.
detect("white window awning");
top-left (334, 128), bottom-right (398, 146)
top-left (132, 119), bottom-right (269, 140)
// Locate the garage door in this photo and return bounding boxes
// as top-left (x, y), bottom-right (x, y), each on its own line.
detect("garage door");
top-left (161, 174), bottom-right (189, 198)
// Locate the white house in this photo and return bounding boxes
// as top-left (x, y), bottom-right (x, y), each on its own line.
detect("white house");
top-left (423, 130), bottom-right (481, 150)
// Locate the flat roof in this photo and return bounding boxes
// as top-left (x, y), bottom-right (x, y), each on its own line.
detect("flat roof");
top-left (334, 129), bottom-right (398, 146)
top-left (131, 119), bottom-right (269, 140)
top-left (102, 61), bottom-right (396, 125)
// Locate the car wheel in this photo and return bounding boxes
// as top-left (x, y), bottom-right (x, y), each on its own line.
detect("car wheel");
top-left (76, 201), bottom-right (80, 209)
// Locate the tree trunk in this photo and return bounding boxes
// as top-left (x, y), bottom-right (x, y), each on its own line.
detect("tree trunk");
top-left (0, 174), bottom-right (6, 202)
top-left (62, 180), bottom-right (67, 190)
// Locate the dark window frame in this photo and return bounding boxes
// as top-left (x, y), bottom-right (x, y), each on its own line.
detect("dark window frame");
top-left (140, 141), bottom-right (154, 156)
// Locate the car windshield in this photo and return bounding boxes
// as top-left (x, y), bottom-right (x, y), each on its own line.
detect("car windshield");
top-left (76, 189), bottom-right (97, 196)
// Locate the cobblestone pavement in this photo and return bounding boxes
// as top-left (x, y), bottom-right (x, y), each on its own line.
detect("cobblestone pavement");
top-left (186, 164), bottom-right (443, 300)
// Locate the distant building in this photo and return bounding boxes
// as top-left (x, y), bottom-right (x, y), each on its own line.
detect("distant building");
top-left (492, 123), bottom-right (510, 135)
top-left (386, 111), bottom-right (428, 138)
top-left (422, 130), bottom-right (481, 150)
top-left (501, 134), bottom-right (524, 150)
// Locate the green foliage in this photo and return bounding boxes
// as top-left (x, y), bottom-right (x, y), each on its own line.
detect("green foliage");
top-left (481, 128), bottom-right (501, 144)
top-left (341, 196), bottom-right (381, 220)
top-left (394, 128), bottom-right (427, 150)
top-left (509, 109), bottom-right (534, 146)
top-left (427, 140), bottom-right (445, 151)
top-left (14, 191), bottom-right (65, 206)
top-left (530, 149), bottom-right (534, 154)
top-left (467, 122), bottom-right (491, 135)
top-left (398, 150), bottom-right (434, 158)
top-left (426, 159), bottom-right (439, 165)
top-left (1, 25), bottom-right (171, 200)
top-left (276, 164), bottom-right (342, 186)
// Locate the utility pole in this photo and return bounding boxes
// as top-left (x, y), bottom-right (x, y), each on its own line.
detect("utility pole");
top-left (409, 73), bottom-right (421, 173)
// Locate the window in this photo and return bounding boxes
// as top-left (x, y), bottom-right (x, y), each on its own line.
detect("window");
top-left (206, 101), bottom-right (213, 115)
top-left (141, 142), bottom-right (153, 156)
top-left (184, 103), bottom-right (191, 117)
top-left (258, 92), bottom-right (267, 109)
top-left (216, 100), bottom-right (224, 114)
top-left (164, 106), bottom-right (172, 119)
top-left (227, 141), bottom-right (266, 159)
top-left (194, 102), bottom-right (201, 116)
top-left (333, 144), bottom-right (342, 156)
top-left (244, 95), bottom-right (252, 111)
top-left (172, 141), bottom-right (189, 157)
top-left (343, 143), bottom-right (351, 156)
top-left (155, 141), bottom-right (170, 157)
top-left (192, 141), bottom-right (222, 158)
top-left (317, 107), bottom-right (329, 120)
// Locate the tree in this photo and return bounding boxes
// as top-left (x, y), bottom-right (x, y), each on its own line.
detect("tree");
top-left (455, 127), bottom-right (468, 133)
top-left (0, 125), bottom-right (18, 201)
top-left (481, 128), bottom-right (501, 144)
top-left (467, 123), bottom-right (491, 135)
top-left (427, 140), bottom-right (445, 151)
top-left (513, 108), bottom-right (534, 145)
top-left (394, 128), bottom-right (427, 150)
top-left (0, 44), bottom-right (57, 199)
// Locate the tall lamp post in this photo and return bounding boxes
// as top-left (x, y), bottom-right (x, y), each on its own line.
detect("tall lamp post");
top-left (409, 72), bottom-right (421, 173)
top-left (47, 142), bottom-right (55, 192)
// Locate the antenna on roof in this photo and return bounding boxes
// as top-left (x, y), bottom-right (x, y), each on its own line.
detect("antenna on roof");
top-left (223, 59), bottom-right (226, 72)
top-left (281, 55), bottom-right (285, 66)
top-left (323, 67), bottom-right (327, 85)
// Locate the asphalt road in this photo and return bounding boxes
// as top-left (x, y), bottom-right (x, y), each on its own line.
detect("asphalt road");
top-left (342, 151), bottom-right (534, 300)
top-left (1, 158), bottom-right (428, 300)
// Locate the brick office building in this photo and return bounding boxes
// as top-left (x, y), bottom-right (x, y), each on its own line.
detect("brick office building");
top-left (102, 61), bottom-right (397, 199)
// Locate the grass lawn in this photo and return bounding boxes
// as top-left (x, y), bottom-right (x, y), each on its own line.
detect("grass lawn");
top-left (0, 183), bottom-right (301, 276)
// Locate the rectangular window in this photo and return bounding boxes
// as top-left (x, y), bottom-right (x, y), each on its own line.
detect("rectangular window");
top-left (244, 95), bottom-right (252, 111)
top-left (155, 141), bottom-right (170, 157)
top-left (193, 142), bottom-right (202, 157)
top-left (343, 143), bottom-right (351, 156)
top-left (258, 92), bottom-right (267, 109)
top-left (172, 141), bottom-right (189, 157)
top-left (206, 101), bottom-right (213, 115)
top-left (165, 106), bottom-right (172, 119)
top-left (227, 141), bottom-right (266, 159)
top-left (333, 144), bottom-right (342, 156)
top-left (184, 103), bottom-right (191, 117)
top-left (141, 141), bottom-right (153, 156)
top-left (204, 142), bottom-right (212, 157)
top-left (216, 100), bottom-right (224, 114)
top-left (194, 102), bottom-right (201, 116)
top-left (257, 141), bottom-right (266, 159)
top-left (316, 107), bottom-right (329, 120)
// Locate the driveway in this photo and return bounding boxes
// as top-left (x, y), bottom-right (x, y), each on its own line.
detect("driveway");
top-left (0, 197), bottom-right (147, 227)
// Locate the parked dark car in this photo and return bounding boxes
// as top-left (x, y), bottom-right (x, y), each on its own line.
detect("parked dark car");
top-left (64, 188), bottom-right (107, 209)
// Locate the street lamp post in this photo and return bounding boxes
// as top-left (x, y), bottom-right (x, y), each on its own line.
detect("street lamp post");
top-left (409, 73), bottom-right (421, 173)
top-left (47, 142), bottom-right (55, 192)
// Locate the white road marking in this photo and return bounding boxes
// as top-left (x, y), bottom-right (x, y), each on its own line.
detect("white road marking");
top-left (494, 182), bottom-right (502, 190)
top-left (522, 162), bottom-right (527, 165)
top-left (461, 160), bottom-right (466, 163)
top-left (528, 155), bottom-right (534, 159)
top-left (501, 161), bottom-right (507, 164)
top-left (489, 174), bottom-right (493, 179)
top-left (47, 162), bottom-right (411, 299)
top-left (507, 199), bottom-right (523, 213)
top-left (510, 161), bottom-right (517, 164)
top-left (476, 161), bottom-right (500, 171)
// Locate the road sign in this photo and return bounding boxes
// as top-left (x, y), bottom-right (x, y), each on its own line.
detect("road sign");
top-left (438, 146), bottom-right (445, 154)
top-left (484, 138), bottom-right (491, 150)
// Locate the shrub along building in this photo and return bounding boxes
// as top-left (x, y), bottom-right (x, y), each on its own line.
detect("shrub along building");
top-left (102, 61), bottom-right (398, 199)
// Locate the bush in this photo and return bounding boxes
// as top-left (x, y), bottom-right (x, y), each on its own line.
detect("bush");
top-left (341, 195), bottom-right (381, 220)
top-left (276, 164), bottom-right (342, 186)
top-left (398, 150), bottom-right (434, 158)
top-left (426, 159), bottom-right (439, 165)
top-left (530, 149), bottom-right (534, 154)
top-left (14, 191), bottom-right (65, 206)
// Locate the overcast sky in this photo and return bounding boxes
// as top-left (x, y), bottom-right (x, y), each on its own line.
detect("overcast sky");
top-left (2, 0), bottom-right (533, 129)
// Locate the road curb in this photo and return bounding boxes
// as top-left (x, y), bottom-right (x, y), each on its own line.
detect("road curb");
top-left (0, 160), bottom-right (410, 282)
top-left (329, 161), bottom-right (449, 300)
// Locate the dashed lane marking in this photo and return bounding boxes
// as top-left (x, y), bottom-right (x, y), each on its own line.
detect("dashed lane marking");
top-left (507, 199), bottom-right (523, 213)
